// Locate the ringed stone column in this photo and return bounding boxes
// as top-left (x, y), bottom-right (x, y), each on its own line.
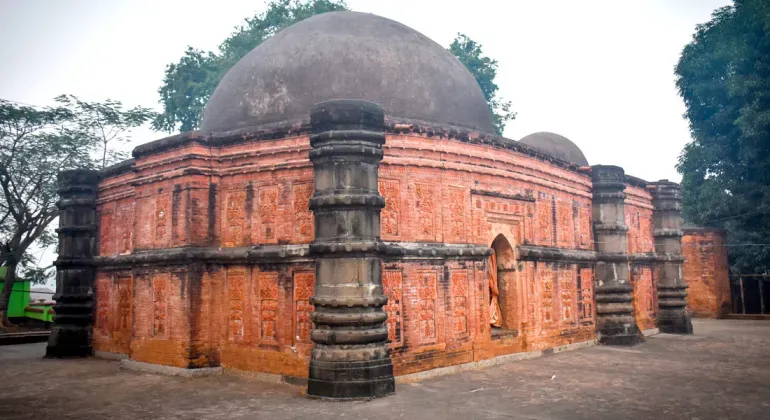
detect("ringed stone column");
top-left (648, 180), bottom-right (693, 334)
top-left (591, 165), bottom-right (642, 345)
top-left (307, 99), bottom-right (395, 399)
top-left (46, 169), bottom-right (100, 358)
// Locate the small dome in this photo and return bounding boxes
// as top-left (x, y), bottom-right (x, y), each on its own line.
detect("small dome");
top-left (201, 11), bottom-right (495, 134)
top-left (518, 132), bottom-right (588, 166)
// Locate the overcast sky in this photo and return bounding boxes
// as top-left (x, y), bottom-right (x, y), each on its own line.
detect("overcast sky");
top-left (1, 0), bottom-right (729, 182)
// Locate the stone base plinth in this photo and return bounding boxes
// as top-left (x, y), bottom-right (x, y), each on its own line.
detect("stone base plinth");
top-left (658, 311), bottom-right (694, 334)
top-left (120, 359), bottom-right (223, 378)
top-left (598, 322), bottom-right (643, 346)
top-left (45, 326), bottom-right (93, 358)
top-left (307, 358), bottom-right (395, 400)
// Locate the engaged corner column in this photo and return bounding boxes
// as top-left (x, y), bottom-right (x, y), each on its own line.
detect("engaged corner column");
top-left (306, 99), bottom-right (395, 399)
top-left (648, 180), bottom-right (693, 334)
top-left (591, 165), bottom-right (642, 345)
top-left (46, 169), bottom-right (100, 358)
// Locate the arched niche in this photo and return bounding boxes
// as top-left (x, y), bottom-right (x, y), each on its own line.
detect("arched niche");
top-left (490, 234), bottom-right (521, 337)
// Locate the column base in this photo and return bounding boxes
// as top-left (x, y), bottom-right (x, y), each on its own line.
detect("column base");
top-left (598, 323), bottom-right (643, 346)
top-left (45, 326), bottom-right (92, 358)
top-left (308, 358), bottom-right (395, 400)
top-left (658, 310), bottom-right (693, 334)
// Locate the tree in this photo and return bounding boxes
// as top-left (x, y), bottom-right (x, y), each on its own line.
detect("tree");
top-left (675, 0), bottom-right (770, 273)
top-left (155, 2), bottom-right (515, 135)
top-left (154, 0), bottom-right (349, 133)
top-left (0, 95), bottom-right (152, 325)
top-left (0, 99), bottom-right (98, 325)
top-left (55, 95), bottom-right (156, 168)
top-left (449, 33), bottom-right (516, 135)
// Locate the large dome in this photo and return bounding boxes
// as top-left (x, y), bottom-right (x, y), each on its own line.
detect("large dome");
top-left (519, 132), bottom-right (589, 166)
top-left (201, 11), bottom-right (495, 134)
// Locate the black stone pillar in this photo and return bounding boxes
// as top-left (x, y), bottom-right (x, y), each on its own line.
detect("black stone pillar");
top-left (46, 169), bottom-right (100, 358)
top-left (648, 180), bottom-right (693, 334)
top-left (306, 99), bottom-right (395, 399)
top-left (591, 165), bottom-right (642, 345)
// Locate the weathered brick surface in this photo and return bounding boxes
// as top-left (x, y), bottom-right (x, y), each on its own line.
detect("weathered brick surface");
top-left (625, 186), bottom-right (655, 255)
top-left (92, 132), bottom-right (658, 377)
top-left (631, 265), bottom-right (657, 331)
top-left (682, 229), bottom-right (730, 318)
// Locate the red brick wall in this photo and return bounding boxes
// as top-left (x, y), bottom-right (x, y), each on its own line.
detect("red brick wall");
top-left (625, 185), bottom-right (655, 255)
top-left (92, 131), bottom-right (613, 376)
top-left (683, 229), bottom-right (730, 318)
top-left (631, 265), bottom-right (657, 331)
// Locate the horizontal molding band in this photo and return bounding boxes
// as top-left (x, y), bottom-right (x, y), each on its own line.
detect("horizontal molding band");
top-left (95, 245), bottom-right (312, 268)
top-left (517, 246), bottom-right (597, 263)
top-left (654, 228), bottom-right (683, 238)
top-left (57, 198), bottom-right (96, 208)
top-left (517, 246), bottom-right (683, 264)
top-left (95, 242), bottom-right (492, 268)
top-left (469, 189), bottom-right (535, 202)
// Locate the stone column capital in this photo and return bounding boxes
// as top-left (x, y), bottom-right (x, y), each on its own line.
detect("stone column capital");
top-left (590, 165), bottom-right (625, 183)
top-left (647, 180), bottom-right (683, 210)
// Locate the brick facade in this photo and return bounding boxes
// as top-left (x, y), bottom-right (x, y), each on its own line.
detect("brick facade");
top-left (682, 228), bottom-right (730, 318)
top-left (92, 129), bottom-right (660, 378)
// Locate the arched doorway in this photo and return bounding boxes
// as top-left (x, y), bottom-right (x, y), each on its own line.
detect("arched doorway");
top-left (490, 234), bottom-right (519, 337)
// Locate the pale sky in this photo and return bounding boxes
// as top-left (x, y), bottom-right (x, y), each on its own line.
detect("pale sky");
top-left (0, 0), bottom-right (728, 182)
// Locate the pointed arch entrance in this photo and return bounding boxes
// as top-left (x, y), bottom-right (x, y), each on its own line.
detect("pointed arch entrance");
top-left (490, 234), bottom-right (520, 336)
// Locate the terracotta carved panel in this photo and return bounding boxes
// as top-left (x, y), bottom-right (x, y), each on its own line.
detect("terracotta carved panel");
top-left (472, 197), bottom-right (486, 243)
top-left (415, 183), bottom-right (436, 241)
top-left (99, 212), bottom-right (114, 255)
top-left (578, 268), bottom-right (594, 323)
top-left (117, 277), bottom-right (132, 332)
top-left (292, 183), bottom-right (314, 242)
top-left (450, 270), bottom-right (469, 338)
top-left (155, 195), bottom-right (170, 243)
top-left (559, 267), bottom-right (576, 324)
top-left (525, 263), bottom-right (538, 332)
top-left (536, 196), bottom-right (554, 246)
top-left (116, 204), bottom-right (133, 254)
top-left (96, 276), bottom-right (110, 336)
top-left (224, 191), bottom-right (247, 247)
top-left (379, 180), bottom-right (401, 240)
top-left (258, 272), bottom-right (279, 344)
top-left (577, 205), bottom-right (591, 249)
top-left (294, 272), bottom-right (315, 343)
top-left (540, 265), bottom-right (555, 324)
top-left (257, 186), bottom-right (280, 244)
top-left (228, 270), bottom-right (246, 341)
top-left (556, 201), bottom-right (574, 249)
top-left (475, 263), bottom-right (488, 336)
top-left (417, 271), bottom-right (438, 344)
top-left (446, 187), bottom-right (466, 243)
top-left (382, 270), bottom-right (404, 347)
top-left (152, 274), bottom-right (169, 337)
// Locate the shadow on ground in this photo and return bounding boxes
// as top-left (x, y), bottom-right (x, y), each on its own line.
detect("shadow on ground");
top-left (1, 319), bottom-right (769, 420)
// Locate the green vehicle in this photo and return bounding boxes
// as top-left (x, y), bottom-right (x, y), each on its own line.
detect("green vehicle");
top-left (0, 265), bottom-right (55, 325)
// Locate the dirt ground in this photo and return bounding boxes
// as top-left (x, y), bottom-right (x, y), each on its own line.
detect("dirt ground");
top-left (1, 319), bottom-right (769, 420)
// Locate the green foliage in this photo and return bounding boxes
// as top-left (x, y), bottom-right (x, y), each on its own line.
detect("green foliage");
top-left (154, 0), bottom-right (349, 133)
top-left (0, 98), bottom-right (99, 321)
top-left (675, 0), bottom-right (770, 273)
top-left (449, 33), bottom-right (516, 135)
top-left (0, 95), bottom-right (148, 320)
top-left (55, 95), bottom-right (157, 168)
